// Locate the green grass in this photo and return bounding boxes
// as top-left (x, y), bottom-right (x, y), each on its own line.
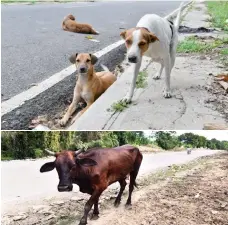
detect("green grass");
top-left (220, 48), bottom-right (228, 55)
top-left (108, 100), bottom-right (129, 112)
top-left (207, 1), bottom-right (228, 31)
top-left (136, 71), bottom-right (148, 88)
top-left (177, 36), bottom-right (228, 53)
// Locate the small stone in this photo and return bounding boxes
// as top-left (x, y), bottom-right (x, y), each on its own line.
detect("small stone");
top-left (194, 193), bottom-right (200, 198)
top-left (71, 196), bottom-right (84, 201)
top-left (199, 55), bottom-right (206, 60)
top-left (211, 210), bottom-right (218, 215)
top-left (52, 200), bottom-right (64, 205)
top-left (13, 214), bottom-right (28, 221)
top-left (208, 73), bottom-right (213, 76)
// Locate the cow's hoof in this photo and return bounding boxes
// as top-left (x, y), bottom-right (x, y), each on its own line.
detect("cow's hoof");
top-left (125, 203), bottom-right (132, 209)
top-left (91, 214), bottom-right (99, 220)
top-left (79, 218), bottom-right (87, 225)
top-left (114, 200), bottom-right (121, 207)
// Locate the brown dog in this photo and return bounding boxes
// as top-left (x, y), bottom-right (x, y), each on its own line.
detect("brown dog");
top-left (62, 14), bottom-right (99, 35)
top-left (60, 53), bottom-right (116, 126)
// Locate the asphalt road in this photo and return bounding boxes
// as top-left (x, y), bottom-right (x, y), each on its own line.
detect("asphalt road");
top-left (1, 1), bottom-right (181, 100)
top-left (1, 150), bottom-right (218, 214)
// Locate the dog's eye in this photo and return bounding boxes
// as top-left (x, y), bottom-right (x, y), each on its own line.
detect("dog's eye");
top-left (139, 42), bottom-right (146, 46)
top-left (76, 59), bottom-right (80, 62)
top-left (126, 40), bottom-right (132, 45)
top-left (86, 59), bottom-right (91, 62)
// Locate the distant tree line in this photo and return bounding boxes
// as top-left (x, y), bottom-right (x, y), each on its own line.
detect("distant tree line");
top-left (1, 131), bottom-right (149, 160)
top-left (154, 131), bottom-right (228, 150)
top-left (1, 131), bottom-right (227, 160)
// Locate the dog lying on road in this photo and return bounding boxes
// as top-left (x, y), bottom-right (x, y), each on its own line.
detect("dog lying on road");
top-left (120, 2), bottom-right (185, 102)
top-left (62, 14), bottom-right (99, 35)
top-left (60, 53), bottom-right (116, 126)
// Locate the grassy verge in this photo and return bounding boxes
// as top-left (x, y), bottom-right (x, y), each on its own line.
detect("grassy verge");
top-left (207, 1), bottom-right (228, 32)
top-left (177, 36), bottom-right (228, 53)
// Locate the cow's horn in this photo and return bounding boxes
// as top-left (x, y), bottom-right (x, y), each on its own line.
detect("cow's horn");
top-left (75, 149), bottom-right (83, 156)
top-left (44, 148), bottom-right (56, 156)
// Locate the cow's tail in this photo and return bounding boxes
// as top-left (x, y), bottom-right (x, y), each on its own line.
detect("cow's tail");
top-left (130, 148), bottom-right (143, 188)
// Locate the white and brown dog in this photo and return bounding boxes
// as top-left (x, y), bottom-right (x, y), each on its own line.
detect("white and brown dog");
top-left (120, 2), bottom-right (184, 102)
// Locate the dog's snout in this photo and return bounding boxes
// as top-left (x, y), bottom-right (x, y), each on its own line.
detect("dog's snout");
top-left (79, 66), bottom-right (87, 73)
top-left (128, 56), bottom-right (137, 63)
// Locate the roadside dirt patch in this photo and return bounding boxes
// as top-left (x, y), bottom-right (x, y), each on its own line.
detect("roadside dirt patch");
top-left (88, 153), bottom-right (228, 225)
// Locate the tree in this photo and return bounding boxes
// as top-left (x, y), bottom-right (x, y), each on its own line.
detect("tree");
top-left (155, 131), bottom-right (180, 150)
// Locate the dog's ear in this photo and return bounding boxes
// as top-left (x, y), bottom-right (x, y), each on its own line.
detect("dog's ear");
top-left (149, 33), bottom-right (159, 43)
top-left (120, 30), bottom-right (127, 39)
top-left (89, 54), bottom-right (98, 65)
top-left (69, 53), bottom-right (78, 64)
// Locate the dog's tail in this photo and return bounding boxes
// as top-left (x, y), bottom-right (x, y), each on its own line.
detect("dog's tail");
top-left (101, 64), bottom-right (110, 72)
top-left (91, 28), bottom-right (100, 35)
top-left (174, 2), bottom-right (185, 29)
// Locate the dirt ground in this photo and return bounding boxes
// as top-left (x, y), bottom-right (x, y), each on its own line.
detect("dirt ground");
top-left (3, 152), bottom-right (227, 225)
top-left (89, 153), bottom-right (228, 225)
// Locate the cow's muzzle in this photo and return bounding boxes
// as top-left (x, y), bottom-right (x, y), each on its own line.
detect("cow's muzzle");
top-left (58, 185), bottom-right (73, 192)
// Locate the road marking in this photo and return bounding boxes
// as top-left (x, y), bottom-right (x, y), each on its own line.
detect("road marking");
top-left (1, 40), bottom-right (124, 116)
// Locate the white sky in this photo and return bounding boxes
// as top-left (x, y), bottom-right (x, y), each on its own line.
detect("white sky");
top-left (144, 130), bottom-right (228, 141)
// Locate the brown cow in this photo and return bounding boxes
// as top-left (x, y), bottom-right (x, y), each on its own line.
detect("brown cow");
top-left (40, 145), bottom-right (143, 225)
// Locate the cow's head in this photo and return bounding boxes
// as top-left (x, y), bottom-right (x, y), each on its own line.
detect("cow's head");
top-left (40, 149), bottom-right (97, 192)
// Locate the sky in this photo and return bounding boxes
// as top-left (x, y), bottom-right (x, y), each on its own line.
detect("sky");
top-left (144, 130), bottom-right (228, 141)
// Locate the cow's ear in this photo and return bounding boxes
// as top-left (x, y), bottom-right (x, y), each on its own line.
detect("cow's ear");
top-left (76, 158), bottom-right (97, 167)
top-left (40, 162), bottom-right (55, 173)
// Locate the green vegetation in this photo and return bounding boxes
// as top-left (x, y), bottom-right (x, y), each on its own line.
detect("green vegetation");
top-left (177, 36), bottom-right (227, 53)
top-left (1, 131), bottom-right (227, 160)
top-left (136, 71), bottom-right (148, 89)
top-left (207, 1), bottom-right (228, 31)
top-left (1, 131), bottom-right (150, 160)
top-left (220, 48), bottom-right (228, 55)
top-left (109, 100), bottom-right (129, 112)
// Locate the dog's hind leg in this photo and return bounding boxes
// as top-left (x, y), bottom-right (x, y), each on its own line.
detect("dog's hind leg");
top-left (163, 55), bottom-right (172, 98)
top-left (153, 62), bottom-right (164, 80)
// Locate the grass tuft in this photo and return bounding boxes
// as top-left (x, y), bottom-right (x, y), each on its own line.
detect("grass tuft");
top-left (206, 1), bottom-right (228, 32)
top-left (136, 71), bottom-right (148, 89)
top-left (177, 36), bottom-right (228, 53)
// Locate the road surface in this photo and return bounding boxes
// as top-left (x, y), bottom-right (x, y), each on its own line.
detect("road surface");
top-left (1, 149), bottom-right (218, 214)
top-left (1, 1), bottom-right (181, 100)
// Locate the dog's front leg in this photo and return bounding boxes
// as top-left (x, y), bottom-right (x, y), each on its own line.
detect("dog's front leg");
top-left (70, 101), bottom-right (93, 125)
top-left (122, 59), bottom-right (142, 103)
top-left (60, 88), bottom-right (81, 126)
top-left (163, 56), bottom-right (172, 98)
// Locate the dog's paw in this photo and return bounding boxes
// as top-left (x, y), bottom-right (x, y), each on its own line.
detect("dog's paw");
top-left (163, 89), bottom-right (172, 98)
top-left (59, 118), bottom-right (68, 126)
top-left (121, 93), bottom-right (132, 103)
top-left (153, 72), bottom-right (161, 80)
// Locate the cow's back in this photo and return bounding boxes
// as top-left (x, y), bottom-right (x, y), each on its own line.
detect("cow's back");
top-left (79, 145), bottom-right (140, 184)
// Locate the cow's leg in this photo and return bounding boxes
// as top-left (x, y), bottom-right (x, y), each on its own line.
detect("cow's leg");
top-left (126, 154), bottom-right (142, 206)
top-left (79, 190), bottom-right (103, 225)
top-left (114, 179), bottom-right (127, 207)
top-left (91, 200), bottom-right (99, 220)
